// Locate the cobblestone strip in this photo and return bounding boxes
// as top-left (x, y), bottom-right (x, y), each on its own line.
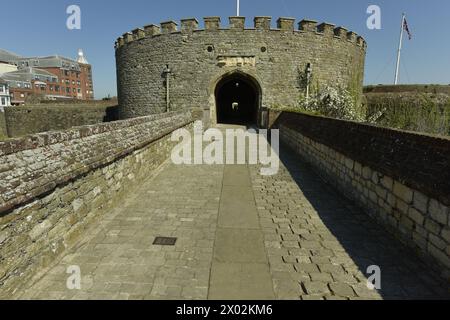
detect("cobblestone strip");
top-left (249, 144), bottom-right (450, 300)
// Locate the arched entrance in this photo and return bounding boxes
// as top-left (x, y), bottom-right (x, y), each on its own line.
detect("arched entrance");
top-left (215, 72), bottom-right (261, 125)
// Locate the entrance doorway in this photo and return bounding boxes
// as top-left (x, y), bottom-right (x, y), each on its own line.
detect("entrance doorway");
top-left (215, 73), bottom-right (260, 125)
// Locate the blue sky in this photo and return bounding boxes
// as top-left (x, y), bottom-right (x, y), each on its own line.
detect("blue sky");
top-left (1, 0), bottom-right (449, 99)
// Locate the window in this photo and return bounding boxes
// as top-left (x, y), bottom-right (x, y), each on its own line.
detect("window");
top-left (49, 85), bottom-right (53, 91)
top-left (55, 85), bottom-right (60, 92)
top-left (64, 70), bottom-right (69, 76)
top-left (0, 86), bottom-right (3, 93)
top-left (20, 93), bottom-right (25, 98)
top-left (1, 97), bottom-right (5, 106)
top-left (66, 87), bottom-right (70, 93)
top-left (73, 88), bottom-right (76, 93)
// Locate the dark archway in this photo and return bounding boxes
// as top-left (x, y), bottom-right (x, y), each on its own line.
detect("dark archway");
top-left (215, 73), bottom-right (260, 125)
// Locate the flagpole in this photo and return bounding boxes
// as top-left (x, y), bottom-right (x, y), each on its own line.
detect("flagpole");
top-left (237, 0), bottom-right (240, 16)
top-left (394, 13), bottom-right (405, 85)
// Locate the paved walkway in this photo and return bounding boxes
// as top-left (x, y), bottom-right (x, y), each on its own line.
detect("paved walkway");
top-left (17, 128), bottom-right (450, 300)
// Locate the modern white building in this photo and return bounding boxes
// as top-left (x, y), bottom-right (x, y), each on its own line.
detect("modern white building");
top-left (0, 77), bottom-right (11, 111)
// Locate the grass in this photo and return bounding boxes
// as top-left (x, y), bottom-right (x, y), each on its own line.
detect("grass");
top-left (365, 93), bottom-right (450, 136)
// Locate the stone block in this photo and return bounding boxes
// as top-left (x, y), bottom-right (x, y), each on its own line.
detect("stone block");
top-left (329, 283), bottom-right (355, 297)
top-left (429, 234), bottom-right (447, 251)
top-left (399, 216), bottom-right (414, 232)
top-left (395, 198), bottom-right (409, 215)
top-left (425, 219), bottom-right (441, 236)
top-left (29, 220), bottom-right (52, 241)
top-left (375, 185), bottom-right (387, 200)
top-left (362, 166), bottom-right (372, 180)
top-left (334, 27), bottom-right (348, 39)
top-left (408, 208), bottom-right (424, 226)
top-left (144, 24), bottom-right (161, 37)
top-left (441, 228), bottom-right (450, 243)
top-left (229, 16), bottom-right (245, 29)
top-left (160, 21), bottom-right (178, 34)
top-left (393, 181), bottom-right (413, 203)
top-left (429, 199), bottom-right (448, 225)
top-left (380, 176), bottom-right (393, 190)
top-left (317, 22), bottom-right (335, 36)
top-left (181, 18), bottom-right (199, 33)
top-left (204, 17), bottom-right (220, 30)
top-left (413, 191), bottom-right (428, 214)
top-left (277, 17), bottom-right (296, 31)
top-left (254, 17), bottom-right (271, 30)
top-left (354, 161), bottom-right (362, 176)
top-left (344, 158), bottom-right (354, 170)
top-left (298, 19), bottom-right (317, 32)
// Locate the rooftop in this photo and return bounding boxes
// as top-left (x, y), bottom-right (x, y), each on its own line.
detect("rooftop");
top-left (1, 67), bottom-right (58, 83)
top-left (0, 49), bottom-right (91, 70)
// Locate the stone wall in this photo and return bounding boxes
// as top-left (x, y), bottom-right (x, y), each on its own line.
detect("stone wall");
top-left (4, 104), bottom-right (119, 138)
top-left (0, 110), bottom-right (195, 297)
top-left (272, 111), bottom-right (450, 280)
top-left (115, 17), bottom-right (366, 122)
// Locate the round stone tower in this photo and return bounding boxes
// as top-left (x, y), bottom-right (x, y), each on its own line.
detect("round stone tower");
top-left (115, 16), bottom-right (367, 125)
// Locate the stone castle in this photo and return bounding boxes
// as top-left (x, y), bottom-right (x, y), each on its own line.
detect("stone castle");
top-left (115, 17), bottom-right (366, 124)
top-left (0, 15), bottom-right (449, 300)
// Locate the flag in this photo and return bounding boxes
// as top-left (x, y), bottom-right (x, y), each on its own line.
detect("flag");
top-left (403, 18), bottom-right (412, 40)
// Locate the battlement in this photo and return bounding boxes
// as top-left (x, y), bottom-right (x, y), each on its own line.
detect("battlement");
top-left (115, 15), bottom-right (367, 122)
top-left (114, 16), bottom-right (367, 50)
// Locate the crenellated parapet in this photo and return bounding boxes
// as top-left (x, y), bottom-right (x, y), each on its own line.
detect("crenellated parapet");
top-left (115, 15), bottom-right (367, 121)
top-left (114, 16), bottom-right (367, 50)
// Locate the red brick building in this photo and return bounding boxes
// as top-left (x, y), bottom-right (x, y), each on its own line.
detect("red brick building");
top-left (0, 49), bottom-right (94, 103)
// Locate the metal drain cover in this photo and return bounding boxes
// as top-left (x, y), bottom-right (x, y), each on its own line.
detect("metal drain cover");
top-left (153, 237), bottom-right (177, 246)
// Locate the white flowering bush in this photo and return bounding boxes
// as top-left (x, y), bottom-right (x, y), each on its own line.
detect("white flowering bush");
top-left (301, 86), bottom-right (365, 122)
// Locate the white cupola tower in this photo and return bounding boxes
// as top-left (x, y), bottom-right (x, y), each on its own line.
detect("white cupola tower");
top-left (77, 49), bottom-right (89, 64)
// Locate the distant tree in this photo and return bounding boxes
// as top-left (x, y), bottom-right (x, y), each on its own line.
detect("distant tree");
top-left (24, 93), bottom-right (45, 105)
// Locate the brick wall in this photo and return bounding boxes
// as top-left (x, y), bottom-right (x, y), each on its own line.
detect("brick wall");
top-left (4, 104), bottom-right (119, 137)
top-left (273, 111), bottom-right (450, 280)
top-left (0, 110), bottom-right (195, 297)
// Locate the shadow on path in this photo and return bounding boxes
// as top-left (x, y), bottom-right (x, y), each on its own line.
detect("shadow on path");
top-left (278, 143), bottom-right (450, 299)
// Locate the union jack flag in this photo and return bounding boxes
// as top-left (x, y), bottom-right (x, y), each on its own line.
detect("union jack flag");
top-left (403, 18), bottom-right (412, 40)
